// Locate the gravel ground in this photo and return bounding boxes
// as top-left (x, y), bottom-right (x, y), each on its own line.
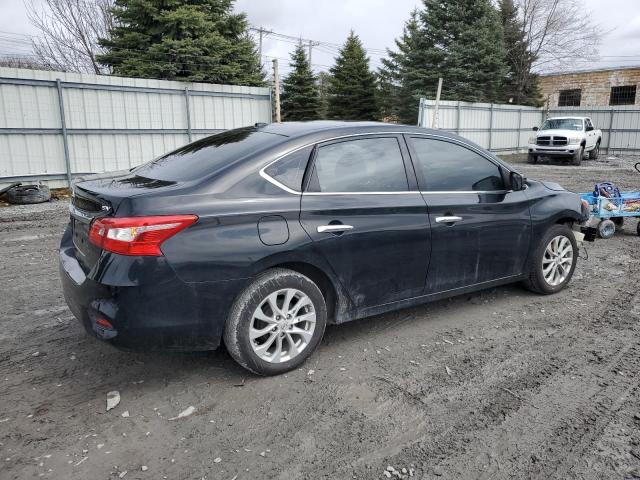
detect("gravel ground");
top-left (1, 154), bottom-right (639, 480)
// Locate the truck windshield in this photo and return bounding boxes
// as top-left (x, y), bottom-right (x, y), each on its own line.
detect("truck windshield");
top-left (541, 119), bottom-right (583, 131)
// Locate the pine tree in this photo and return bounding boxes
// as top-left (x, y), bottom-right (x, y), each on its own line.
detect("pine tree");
top-left (327, 31), bottom-right (379, 121)
top-left (499, 0), bottom-right (542, 106)
top-left (280, 44), bottom-right (320, 121)
top-left (378, 10), bottom-right (427, 124)
top-left (317, 71), bottom-right (331, 119)
top-left (97, 0), bottom-right (265, 86)
top-left (421, 0), bottom-right (507, 104)
top-left (385, 1), bottom-right (509, 124)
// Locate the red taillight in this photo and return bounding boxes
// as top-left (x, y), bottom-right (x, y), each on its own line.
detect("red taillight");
top-left (88, 215), bottom-right (198, 256)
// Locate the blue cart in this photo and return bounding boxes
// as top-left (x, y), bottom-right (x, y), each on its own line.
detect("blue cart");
top-left (580, 190), bottom-right (640, 238)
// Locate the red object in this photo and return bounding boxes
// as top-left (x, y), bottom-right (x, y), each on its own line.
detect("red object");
top-left (95, 317), bottom-right (114, 330)
top-left (89, 215), bottom-right (198, 256)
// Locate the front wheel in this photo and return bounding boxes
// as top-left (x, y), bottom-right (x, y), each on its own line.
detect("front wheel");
top-left (527, 154), bottom-right (537, 164)
top-left (572, 146), bottom-right (583, 166)
top-left (523, 224), bottom-right (578, 294)
top-left (223, 268), bottom-right (327, 376)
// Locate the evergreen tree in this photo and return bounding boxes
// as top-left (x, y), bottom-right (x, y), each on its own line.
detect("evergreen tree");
top-left (421, 0), bottom-right (507, 104)
top-left (327, 31), bottom-right (379, 121)
top-left (385, 1), bottom-right (509, 124)
top-left (280, 44), bottom-right (320, 121)
top-left (97, 0), bottom-right (265, 86)
top-left (378, 10), bottom-right (427, 123)
top-left (499, 0), bottom-right (542, 106)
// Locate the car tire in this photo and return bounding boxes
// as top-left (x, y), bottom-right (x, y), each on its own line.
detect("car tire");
top-left (5, 184), bottom-right (51, 204)
top-left (572, 147), bottom-right (583, 166)
top-left (223, 268), bottom-right (327, 376)
top-left (527, 154), bottom-right (537, 164)
top-left (523, 224), bottom-right (578, 295)
top-left (598, 219), bottom-right (616, 239)
top-left (589, 141), bottom-right (600, 160)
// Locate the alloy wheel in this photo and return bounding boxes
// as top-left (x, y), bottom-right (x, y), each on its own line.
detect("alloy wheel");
top-left (542, 235), bottom-right (574, 286)
top-left (249, 288), bottom-right (316, 363)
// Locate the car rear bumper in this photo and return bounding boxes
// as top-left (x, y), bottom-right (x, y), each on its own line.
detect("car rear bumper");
top-left (528, 144), bottom-right (582, 156)
top-left (59, 225), bottom-right (245, 351)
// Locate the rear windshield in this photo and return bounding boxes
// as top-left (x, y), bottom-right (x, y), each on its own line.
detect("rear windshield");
top-left (132, 127), bottom-right (285, 182)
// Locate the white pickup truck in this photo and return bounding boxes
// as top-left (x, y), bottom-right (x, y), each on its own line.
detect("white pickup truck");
top-left (527, 116), bottom-right (602, 166)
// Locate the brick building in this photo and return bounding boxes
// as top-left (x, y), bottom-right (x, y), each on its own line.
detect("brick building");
top-left (539, 66), bottom-right (640, 108)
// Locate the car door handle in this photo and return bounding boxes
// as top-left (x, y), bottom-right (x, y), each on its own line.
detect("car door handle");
top-left (317, 224), bottom-right (354, 233)
top-left (435, 216), bottom-right (463, 224)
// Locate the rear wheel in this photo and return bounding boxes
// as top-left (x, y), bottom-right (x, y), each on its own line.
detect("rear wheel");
top-left (598, 219), bottom-right (616, 239)
top-left (527, 154), bottom-right (537, 164)
top-left (523, 224), bottom-right (578, 294)
top-left (223, 268), bottom-right (327, 376)
top-left (572, 146), bottom-right (583, 166)
top-left (589, 141), bottom-right (600, 160)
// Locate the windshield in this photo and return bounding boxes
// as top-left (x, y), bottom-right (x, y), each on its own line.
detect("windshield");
top-left (541, 118), bottom-right (583, 131)
top-left (132, 127), bottom-right (286, 182)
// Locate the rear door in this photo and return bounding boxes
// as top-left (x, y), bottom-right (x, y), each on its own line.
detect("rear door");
top-left (406, 135), bottom-right (531, 294)
top-left (299, 134), bottom-right (431, 309)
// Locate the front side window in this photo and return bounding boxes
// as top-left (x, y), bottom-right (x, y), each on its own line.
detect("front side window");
top-left (307, 137), bottom-right (408, 193)
top-left (409, 137), bottom-right (505, 192)
top-left (558, 89), bottom-right (581, 107)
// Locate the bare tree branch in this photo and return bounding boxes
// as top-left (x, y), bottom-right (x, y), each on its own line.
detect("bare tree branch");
top-left (518, 0), bottom-right (602, 72)
top-left (26, 0), bottom-right (114, 74)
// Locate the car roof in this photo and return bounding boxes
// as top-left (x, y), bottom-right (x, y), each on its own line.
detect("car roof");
top-left (546, 117), bottom-right (586, 120)
top-left (256, 120), bottom-right (452, 140)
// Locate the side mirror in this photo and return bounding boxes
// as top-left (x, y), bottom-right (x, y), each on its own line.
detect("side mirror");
top-left (586, 126), bottom-right (594, 131)
top-left (510, 171), bottom-right (525, 191)
top-left (532, 126), bottom-right (539, 131)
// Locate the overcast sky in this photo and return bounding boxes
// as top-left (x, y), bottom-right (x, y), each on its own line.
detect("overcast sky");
top-left (1, 0), bottom-right (639, 75)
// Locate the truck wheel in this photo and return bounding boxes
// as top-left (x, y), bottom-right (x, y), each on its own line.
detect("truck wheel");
top-left (597, 219), bottom-right (615, 239)
top-left (527, 154), bottom-right (537, 164)
top-left (523, 224), bottom-right (578, 295)
top-left (572, 146), bottom-right (583, 166)
top-left (5, 184), bottom-right (51, 204)
top-left (224, 268), bottom-right (327, 376)
top-left (588, 141), bottom-right (600, 160)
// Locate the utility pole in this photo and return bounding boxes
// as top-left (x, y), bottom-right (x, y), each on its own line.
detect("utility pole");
top-left (272, 59), bottom-right (281, 123)
top-left (307, 40), bottom-right (319, 66)
top-left (431, 77), bottom-right (443, 129)
top-left (255, 27), bottom-right (270, 66)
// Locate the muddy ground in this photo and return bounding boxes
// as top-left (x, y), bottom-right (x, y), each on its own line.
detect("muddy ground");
top-left (1, 154), bottom-right (639, 480)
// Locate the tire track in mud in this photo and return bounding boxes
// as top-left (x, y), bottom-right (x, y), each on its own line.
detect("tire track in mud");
top-left (339, 276), bottom-right (640, 478)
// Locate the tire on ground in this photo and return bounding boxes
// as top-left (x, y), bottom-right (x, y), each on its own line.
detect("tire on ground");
top-left (588, 141), bottom-right (600, 160)
top-left (572, 146), bottom-right (583, 166)
top-left (523, 224), bottom-right (578, 295)
top-left (598, 219), bottom-right (616, 239)
top-left (5, 185), bottom-right (51, 204)
top-left (527, 154), bottom-right (537, 164)
top-left (223, 268), bottom-right (327, 376)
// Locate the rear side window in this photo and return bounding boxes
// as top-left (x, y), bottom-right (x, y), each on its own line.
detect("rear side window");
top-left (410, 137), bottom-right (505, 192)
top-left (133, 127), bottom-right (285, 182)
top-left (307, 137), bottom-right (408, 193)
top-left (264, 146), bottom-right (313, 191)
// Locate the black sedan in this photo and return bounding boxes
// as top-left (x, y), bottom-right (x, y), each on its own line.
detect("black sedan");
top-left (60, 121), bottom-right (589, 375)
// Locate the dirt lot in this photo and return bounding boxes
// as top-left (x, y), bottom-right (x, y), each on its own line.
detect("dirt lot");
top-left (1, 154), bottom-right (639, 480)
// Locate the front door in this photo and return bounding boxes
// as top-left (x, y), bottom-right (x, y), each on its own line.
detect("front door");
top-left (406, 135), bottom-right (532, 294)
top-left (299, 135), bottom-right (431, 309)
